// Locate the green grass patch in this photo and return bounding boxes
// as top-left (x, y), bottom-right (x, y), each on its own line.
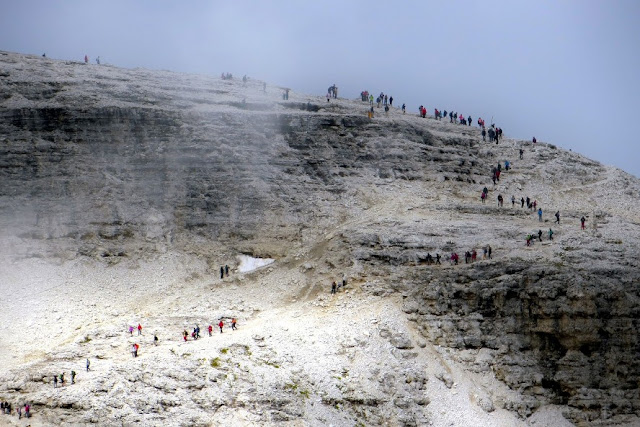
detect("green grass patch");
top-left (264, 360), bottom-right (280, 368)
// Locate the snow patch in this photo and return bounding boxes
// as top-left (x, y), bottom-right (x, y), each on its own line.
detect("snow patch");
top-left (236, 254), bottom-right (274, 273)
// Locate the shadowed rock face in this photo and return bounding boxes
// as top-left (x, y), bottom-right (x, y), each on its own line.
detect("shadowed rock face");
top-left (1, 51), bottom-right (640, 425)
top-left (0, 82), bottom-right (482, 260)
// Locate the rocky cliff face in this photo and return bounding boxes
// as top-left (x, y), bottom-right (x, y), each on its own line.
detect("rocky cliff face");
top-left (1, 51), bottom-right (639, 426)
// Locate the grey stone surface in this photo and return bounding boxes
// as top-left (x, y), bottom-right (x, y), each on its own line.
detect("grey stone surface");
top-left (0, 51), bottom-right (639, 426)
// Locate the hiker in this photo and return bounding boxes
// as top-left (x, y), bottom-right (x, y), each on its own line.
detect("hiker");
top-left (519, 148), bottom-right (524, 160)
top-left (526, 197), bottom-right (530, 208)
top-left (538, 208), bottom-right (543, 222)
top-left (86, 358), bottom-right (90, 371)
top-left (54, 374), bottom-right (58, 388)
top-left (487, 245), bottom-right (492, 259)
top-left (521, 197), bottom-right (525, 208)
top-left (232, 318), bottom-right (237, 330)
top-left (488, 128), bottom-right (495, 142)
top-left (401, 103), bottom-right (406, 114)
top-left (84, 54), bottom-right (88, 64)
top-left (481, 192), bottom-right (486, 203)
top-left (389, 96), bottom-right (393, 106)
top-left (196, 325), bottom-right (201, 339)
top-left (549, 228), bottom-right (554, 240)
top-left (464, 251), bottom-right (470, 264)
top-left (436, 253), bottom-right (441, 265)
top-left (369, 94), bottom-right (374, 105)
top-left (138, 323), bottom-right (142, 335)
top-left (451, 253), bottom-right (458, 265)
top-left (581, 216), bottom-right (586, 229)
top-left (183, 330), bottom-right (188, 342)
top-left (505, 160), bottom-right (510, 171)
top-left (24, 404), bottom-right (30, 418)
top-left (497, 194), bottom-right (503, 207)
top-left (481, 128), bottom-right (486, 141)
top-left (17, 405), bottom-right (21, 419)
top-left (526, 235), bottom-right (531, 246)
top-left (128, 326), bottom-right (134, 335)
top-left (555, 211), bottom-right (560, 224)
top-left (331, 281), bottom-right (337, 294)
top-left (511, 195), bottom-right (515, 207)
top-left (131, 344), bottom-right (137, 358)
top-left (468, 116), bottom-right (472, 126)
top-left (96, 56), bottom-right (100, 65)
top-left (471, 249), bottom-right (477, 262)
top-left (533, 137), bottom-right (537, 143)
top-left (71, 370), bottom-right (76, 384)
top-left (218, 320), bottom-right (224, 333)
top-left (225, 265), bottom-right (229, 277)
top-left (60, 372), bottom-right (65, 385)
top-left (385, 104), bottom-right (389, 115)
top-left (154, 334), bottom-right (158, 346)
top-left (220, 266), bottom-right (224, 279)
top-left (538, 230), bottom-right (543, 242)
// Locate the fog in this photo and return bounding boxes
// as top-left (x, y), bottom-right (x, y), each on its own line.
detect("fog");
top-left (2, 0), bottom-right (639, 177)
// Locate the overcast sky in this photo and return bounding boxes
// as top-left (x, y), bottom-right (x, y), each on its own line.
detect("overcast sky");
top-left (2, 1), bottom-right (639, 177)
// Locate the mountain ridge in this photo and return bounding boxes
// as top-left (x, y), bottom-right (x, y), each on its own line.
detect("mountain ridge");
top-left (1, 50), bottom-right (639, 426)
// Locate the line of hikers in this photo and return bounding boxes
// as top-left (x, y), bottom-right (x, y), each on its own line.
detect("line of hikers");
top-left (220, 264), bottom-right (230, 279)
top-left (357, 90), bottom-right (504, 139)
top-left (182, 318), bottom-right (237, 341)
top-left (330, 276), bottom-right (347, 294)
top-left (0, 401), bottom-right (30, 419)
top-left (480, 155), bottom-right (590, 245)
top-left (420, 246), bottom-right (493, 266)
top-left (526, 229), bottom-right (555, 246)
top-left (481, 125), bottom-right (503, 143)
top-left (450, 246), bottom-right (492, 265)
top-left (328, 84), bottom-right (338, 99)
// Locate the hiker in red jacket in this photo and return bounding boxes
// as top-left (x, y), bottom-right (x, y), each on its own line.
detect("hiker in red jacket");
top-left (218, 320), bottom-right (224, 333)
top-left (208, 325), bottom-right (213, 336)
top-left (137, 323), bottom-right (142, 335)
